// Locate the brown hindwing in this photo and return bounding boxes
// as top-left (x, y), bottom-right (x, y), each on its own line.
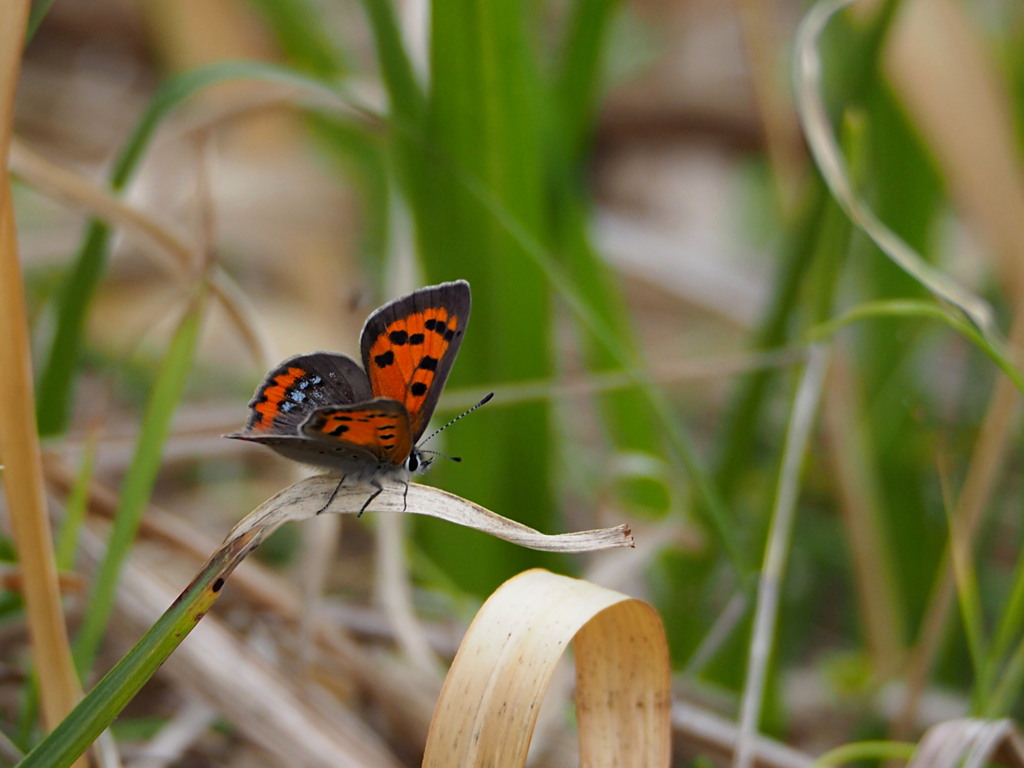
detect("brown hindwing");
top-left (240, 352), bottom-right (372, 434)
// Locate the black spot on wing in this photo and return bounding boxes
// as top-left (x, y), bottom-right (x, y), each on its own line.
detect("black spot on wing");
top-left (374, 350), bottom-right (395, 368)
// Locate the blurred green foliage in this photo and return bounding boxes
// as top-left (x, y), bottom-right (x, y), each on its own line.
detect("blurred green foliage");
top-left (16, 0), bottom-right (1024, 761)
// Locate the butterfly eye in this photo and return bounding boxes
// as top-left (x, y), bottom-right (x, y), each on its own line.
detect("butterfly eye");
top-left (406, 451), bottom-right (432, 474)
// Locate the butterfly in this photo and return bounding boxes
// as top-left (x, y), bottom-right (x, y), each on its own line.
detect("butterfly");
top-left (226, 280), bottom-right (486, 514)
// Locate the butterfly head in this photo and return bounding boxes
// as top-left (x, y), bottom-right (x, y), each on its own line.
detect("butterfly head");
top-left (406, 448), bottom-right (431, 475)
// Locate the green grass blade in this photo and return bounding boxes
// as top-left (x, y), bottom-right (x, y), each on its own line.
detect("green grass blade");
top-left (947, 514), bottom-right (987, 712)
top-left (54, 434), bottom-right (97, 571)
top-left (245, 0), bottom-right (347, 76)
top-left (546, 0), bottom-right (668, 516)
top-left (810, 740), bottom-right (916, 767)
top-left (985, 551), bottom-right (1024, 705)
top-left (412, 154), bottom-right (748, 571)
top-left (397, 0), bottom-right (556, 594)
top-left (359, 0), bottom-right (424, 123)
top-left (554, 201), bottom-right (667, 514)
top-left (807, 300), bottom-right (1024, 394)
top-left (25, 0), bottom-right (57, 42)
top-left (552, 0), bottom-right (620, 160)
top-left (359, 0), bottom-right (744, 580)
top-left (18, 546), bottom-right (234, 768)
top-left (713, 183), bottom-right (828, 501)
top-left (986, 634), bottom-right (1024, 717)
top-left (551, 0), bottom-right (675, 516)
top-left (72, 291), bottom-right (206, 675)
top-left (107, 62), bottom-right (345, 190)
top-left (356, 0), bottom-right (426, 286)
top-left (36, 221), bottom-right (108, 436)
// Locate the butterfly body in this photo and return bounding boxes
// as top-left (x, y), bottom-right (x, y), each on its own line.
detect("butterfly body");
top-left (226, 280), bottom-right (472, 510)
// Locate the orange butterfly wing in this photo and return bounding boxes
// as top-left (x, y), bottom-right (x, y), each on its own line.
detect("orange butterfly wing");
top-left (227, 282), bottom-right (471, 472)
top-left (360, 281), bottom-right (471, 441)
top-left (302, 398), bottom-right (413, 466)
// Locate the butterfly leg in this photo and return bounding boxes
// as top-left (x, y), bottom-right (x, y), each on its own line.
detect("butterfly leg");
top-left (315, 475), bottom-right (346, 515)
top-left (402, 480), bottom-right (410, 512)
top-left (358, 479), bottom-right (384, 517)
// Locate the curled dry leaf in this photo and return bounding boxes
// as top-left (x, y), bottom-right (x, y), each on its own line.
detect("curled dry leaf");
top-left (227, 475), bottom-right (635, 554)
top-left (423, 568), bottom-right (671, 768)
top-left (908, 718), bottom-right (1024, 768)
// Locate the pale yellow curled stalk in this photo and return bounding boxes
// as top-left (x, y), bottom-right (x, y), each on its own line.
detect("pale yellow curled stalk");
top-left (907, 718), bottom-right (1024, 768)
top-left (422, 569), bottom-right (670, 768)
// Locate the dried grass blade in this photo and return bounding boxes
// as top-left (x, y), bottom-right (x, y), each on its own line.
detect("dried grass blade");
top-left (672, 700), bottom-right (814, 768)
top-left (735, 345), bottom-right (829, 768)
top-left (908, 718), bottom-right (1024, 768)
top-left (0, 1), bottom-right (86, 751)
top-left (227, 476), bottom-right (635, 553)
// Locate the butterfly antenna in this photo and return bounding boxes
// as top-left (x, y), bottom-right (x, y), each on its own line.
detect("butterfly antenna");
top-left (420, 449), bottom-right (462, 463)
top-left (419, 392), bottom-right (494, 448)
